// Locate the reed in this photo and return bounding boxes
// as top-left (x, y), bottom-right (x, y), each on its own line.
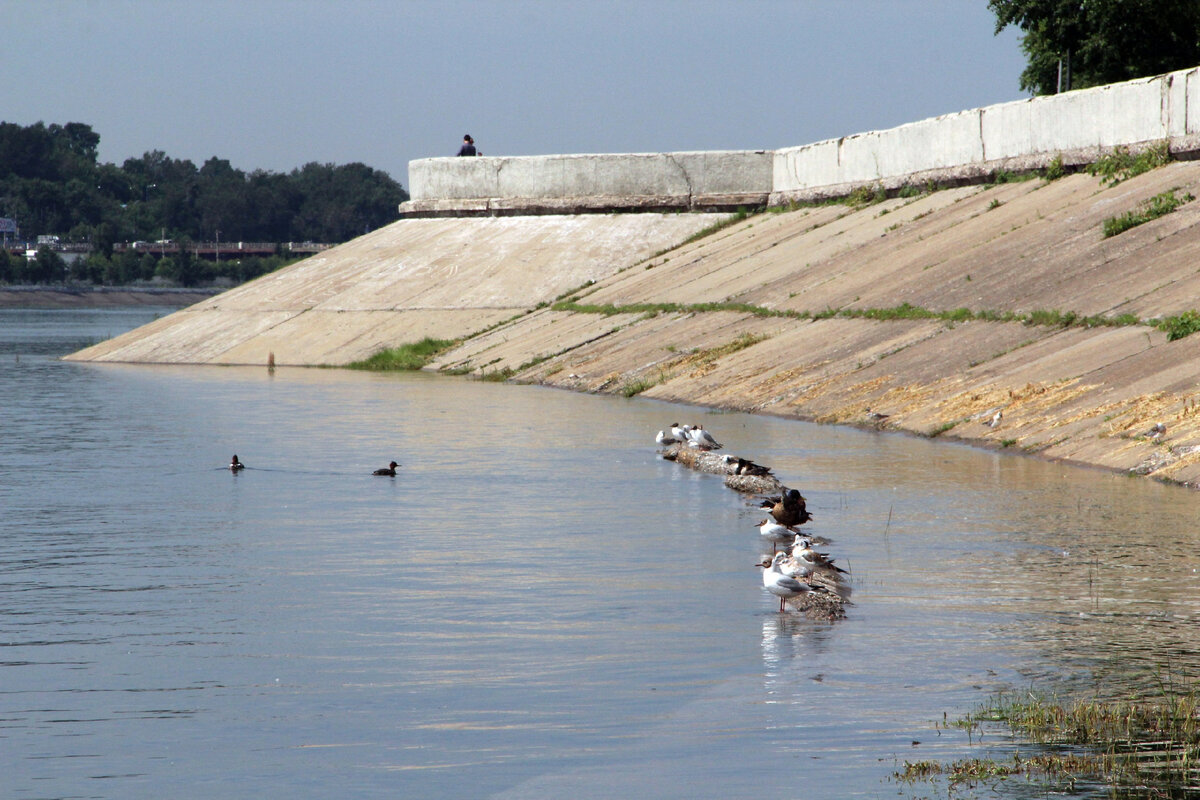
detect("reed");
top-left (899, 683), bottom-right (1200, 794)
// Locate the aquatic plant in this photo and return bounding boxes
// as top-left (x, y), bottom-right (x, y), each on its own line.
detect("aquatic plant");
top-left (898, 683), bottom-right (1200, 795)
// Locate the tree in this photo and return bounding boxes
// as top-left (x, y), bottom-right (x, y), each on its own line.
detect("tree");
top-left (989, 0), bottom-right (1200, 95)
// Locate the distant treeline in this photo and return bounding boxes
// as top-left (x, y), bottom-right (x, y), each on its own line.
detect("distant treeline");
top-left (0, 121), bottom-right (408, 277)
top-left (0, 245), bottom-right (304, 288)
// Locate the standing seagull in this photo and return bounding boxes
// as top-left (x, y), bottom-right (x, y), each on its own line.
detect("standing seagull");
top-left (758, 518), bottom-right (799, 553)
top-left (688, 425), bottom-right (722, 450)
top-left (759, 552), bottom-right (826, 612)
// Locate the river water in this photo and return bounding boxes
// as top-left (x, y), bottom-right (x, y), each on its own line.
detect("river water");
top-left (3, 307), bottom-right (1200, 799)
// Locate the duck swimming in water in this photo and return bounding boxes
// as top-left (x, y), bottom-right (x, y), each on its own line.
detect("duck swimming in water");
top-left (373, 461), bottom-right (399, 476)
top-left (229, 455), bottom-right (245, 472)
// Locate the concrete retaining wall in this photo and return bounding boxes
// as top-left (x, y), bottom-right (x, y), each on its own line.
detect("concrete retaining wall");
top-left (401, 66), bottom-right (1200, 215)
top-left (404, 151), bottom-right (772, 216)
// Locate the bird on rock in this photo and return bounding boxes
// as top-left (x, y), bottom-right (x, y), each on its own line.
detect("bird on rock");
top-left (759, 552), bottom-right (828, 612)
top-left (758, 518), bottom-right (799, 553)
top-left (687, 425), bottom-right (722, 450)
top-left (669, 422), bottom-right (693, 443)
top-left (735, 457), bottom-right (772, 476)
top-left (770, 488), bottom-right (812, 528)
top-left (790, 538), bottom-right (848, 579)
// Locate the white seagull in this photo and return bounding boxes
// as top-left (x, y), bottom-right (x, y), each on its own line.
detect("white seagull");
top-left (655, 429), bottom-right (678, 446)
top-left (758, 518), bottom-right (798, 553)
top-left (687, 425), bottom-right (722, 450)
top-left (759, 552), bottom-right (825, 612)
top-left (791, 538), bottom-right (848, 578)
top-left (669, 422), bottom-right (693, 442)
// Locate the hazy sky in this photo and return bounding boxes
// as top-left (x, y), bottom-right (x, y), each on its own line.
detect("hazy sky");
top-left (3, 1), bottom-right (1027, 190)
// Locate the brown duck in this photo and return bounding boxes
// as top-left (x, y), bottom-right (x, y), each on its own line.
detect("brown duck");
top-left (770, 487), bottom-right (812, 528)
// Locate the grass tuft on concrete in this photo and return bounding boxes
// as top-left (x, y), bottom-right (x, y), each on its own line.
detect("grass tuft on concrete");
top-left (347, 337), bottom-right (456, 370)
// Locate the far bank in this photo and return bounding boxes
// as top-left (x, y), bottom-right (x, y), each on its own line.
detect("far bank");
top-left (0, 286), bottom-right (219, 309)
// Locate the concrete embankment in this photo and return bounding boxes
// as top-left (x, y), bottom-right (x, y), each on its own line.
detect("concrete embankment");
top-left (425, 163), bottom-right (1200, 487)
top-left (66, 66), bottom-right (1200, 487)
top-left (64, 214), bottom-right (726, 365)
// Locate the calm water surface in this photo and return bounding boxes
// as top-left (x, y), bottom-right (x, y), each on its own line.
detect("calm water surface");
top-left (3, 308), bottom-right (1200, 799)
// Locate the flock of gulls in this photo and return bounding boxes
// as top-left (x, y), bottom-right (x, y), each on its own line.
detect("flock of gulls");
top-left (655, 423), bottom-right (852, 621)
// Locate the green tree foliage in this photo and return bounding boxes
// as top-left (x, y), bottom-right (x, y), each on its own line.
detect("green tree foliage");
top-left (0, 121), bottom-right (409, 264)
top-left (989, 0), bottom-right (1200, 95)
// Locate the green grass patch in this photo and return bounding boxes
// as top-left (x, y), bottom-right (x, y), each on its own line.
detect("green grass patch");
top-left (1157, 310), bottom-right (1200, 341)
top-left (1103, 189), bottom-right (1195, 237)
top-left (845, 183), bottom-right (887, 207)
top-left (347, 337), bottom-right (456, 370)
top-left (678, 207), bottom-right (755, 247)
top-left (554, 299), bottom-right (1160, 335)
top-left (929, 419), bottom-right (961, 437)
top-left (478, 366), bottom-right (515, 382)
top-left (1089, 140), bottom-right (1171, 186)
top-left (1043, 153), bottom-right (1067, 181)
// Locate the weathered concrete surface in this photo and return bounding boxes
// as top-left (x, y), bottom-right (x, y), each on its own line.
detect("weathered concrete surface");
top-left (427, 163), bottom-right (1200, 488)
top-left (65, 213), bottom-right (727, 366)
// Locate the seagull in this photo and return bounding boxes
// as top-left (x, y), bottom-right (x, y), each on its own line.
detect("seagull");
top-left (791, 538), bottom-right (848, 578)
top-left (758, 518), bottom-right (799, 553)
top-left (759, 552), bottom-right (827, 612)
top-left (1144, 422), bottom-right (1166, 439)
top-left (985, 410), bottom-right (1003, 428)
top-left (229, 455), bottom-right (245, 472)
top-left (373, 461), bottom-right (399, 476)
top-left (866, 408), bottom-right (890, 422)
top-left (669, 422), bottom-right (693, 443)
top-left (688, 425), bottom-right (722, 450)
top-left (655, 430), bottom-right (679, 446)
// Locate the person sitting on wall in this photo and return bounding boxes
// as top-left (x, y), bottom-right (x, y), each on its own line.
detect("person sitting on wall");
top-left (457, 134), bottom-right (480, 156)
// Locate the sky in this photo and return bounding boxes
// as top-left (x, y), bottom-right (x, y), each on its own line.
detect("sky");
top-left (2, 1), bottom-right (1028, 191)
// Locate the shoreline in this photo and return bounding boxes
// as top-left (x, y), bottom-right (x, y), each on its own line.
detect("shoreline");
top-left (0, 285), bottom-right (219, 309)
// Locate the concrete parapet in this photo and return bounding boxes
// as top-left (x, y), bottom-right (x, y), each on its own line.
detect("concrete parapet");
top-left (402, 150), bottom-right (772, 216)
top-left (403, 66), bottom-right (1200, 215)
top-left (771, 67), bottom-right (1200, 204)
